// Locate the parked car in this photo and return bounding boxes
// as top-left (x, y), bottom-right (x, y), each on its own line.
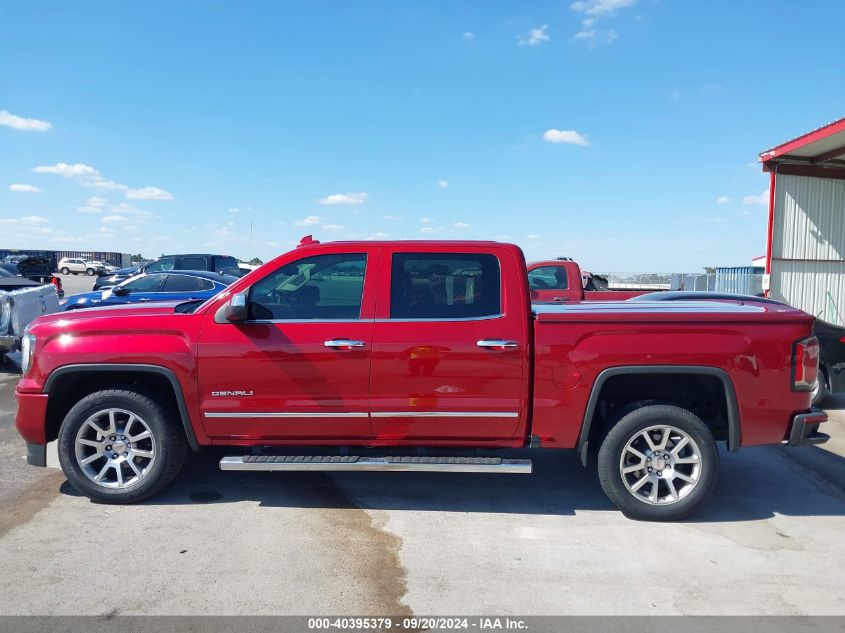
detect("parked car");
top-left (63, 271), bottom-right (236, 311)
top-left (0, 256), bottom-right (64, 298)
top-left (527, 258), bottom-right (667, 302)
top-left (89, 260), bottom-right (120, 274)
top-left (93, 254), bottom-right (242, 290)
top-left (15, 238), bottom-right (827, 519)
top-left (57, 258), bottom-right (106, 276)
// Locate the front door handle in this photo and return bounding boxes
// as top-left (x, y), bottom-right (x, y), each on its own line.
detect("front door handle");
top-left (324, 339), bottom-right (366, 350)
top-left (139, 298), bottom-right (150, 302)
top-left (477, 339), bottom-right (519, 350)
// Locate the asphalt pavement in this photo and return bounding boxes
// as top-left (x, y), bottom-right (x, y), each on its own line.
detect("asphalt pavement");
top-left (1, 339), bottom-right (844, 615)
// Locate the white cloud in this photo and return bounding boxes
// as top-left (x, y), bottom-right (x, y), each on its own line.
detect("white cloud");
top-left (228, 207), bottom-right (240, 214)
top-left (383, 215), bottom-right (403, 221)
top-left (368, 232), bottom-right (390, 240)
top-left (0, 110), bottom-right (52, 132)
top-left (323, 224), bottom-right (345, 232)
top-left (32, 162), bottom-right (127, 191)
top-left (453, 222), bottom-right (471, 229)
top-left (316, 192), bottom-right (368, 205)
top-left (295, 215), bottom-right (323, 226)
top-left (462, 32), bottom-right (475, 41)
top-left (526, 234), bottom-right (541, 240)
top-left (570, 0), bottom-right (632, 43)
top-left (543, 129), bottom-right (590, 146)
top-left (742, 190), bottom-right (769, 207)
top-left (87, 196), bottom-right (108, 207)
top-left (420, 217), bottom-right (433, 224)
top-left (33, 163), bottom-right (97, 177)
top-left (437, 180), bottom-right (449, 188)
top-left (570, 0), bottom-right (636, 16)
top-left (102, 215), bottom-right (128, 224)
top-left (77, 206), bottom-right (102, 214)
top-left (0, 215), bottom-right (49, 226)
top-left (716, 196), bottom-right (731, 204)
top-left (573, 23), bottom-right (618, 44)
top-left (126, 186), bottom-right (173, 200)
top-left (9, 184), bottom-right (41, 193)
top-left (518, 24), bottom-right (550, 46)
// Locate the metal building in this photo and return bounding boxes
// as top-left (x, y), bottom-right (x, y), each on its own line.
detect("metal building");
top-left (761, 117), bottom-right (845, 324)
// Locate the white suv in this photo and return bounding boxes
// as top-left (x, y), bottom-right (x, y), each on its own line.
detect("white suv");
top-left (57, 258), bottom-right (104, 276)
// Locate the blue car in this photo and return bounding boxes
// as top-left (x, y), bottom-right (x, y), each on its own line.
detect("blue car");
top-left (63, 270), bottom-right (237, 311)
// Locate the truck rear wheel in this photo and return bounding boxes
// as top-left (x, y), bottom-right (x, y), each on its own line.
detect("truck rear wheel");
top-left (57, 389), bottom-right (187, 504)
top-left (597, 404), bottom-right (719, 521)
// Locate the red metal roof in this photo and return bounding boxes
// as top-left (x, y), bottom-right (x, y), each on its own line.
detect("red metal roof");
top-left (760, 116), bottom-right (845, 165)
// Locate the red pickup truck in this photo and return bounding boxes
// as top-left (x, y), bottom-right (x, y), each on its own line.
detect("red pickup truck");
top-left (528, 258), bottom-right (664, 302)
top-left (15, 238), bottom-right (829, 520)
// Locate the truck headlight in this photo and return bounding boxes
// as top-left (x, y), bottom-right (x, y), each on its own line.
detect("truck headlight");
top-left (21, 333), bottom-right (36, 376)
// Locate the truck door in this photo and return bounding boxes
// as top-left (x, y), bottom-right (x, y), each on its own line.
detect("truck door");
top-left (369, 247), bottom-right (529, 441)
top-left (528, 263), bottom-right (581, 302)
top-left (196, 247), bottom-right (377, 440)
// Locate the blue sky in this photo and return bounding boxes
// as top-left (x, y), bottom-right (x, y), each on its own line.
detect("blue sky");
top-left (2, 1), bottom-right (844, 272)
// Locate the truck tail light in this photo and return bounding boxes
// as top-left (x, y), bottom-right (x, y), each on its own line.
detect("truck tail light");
top-left (792, 336), bottom-right (819, 392)
top-left (51, 276), bottom-right (62, 292)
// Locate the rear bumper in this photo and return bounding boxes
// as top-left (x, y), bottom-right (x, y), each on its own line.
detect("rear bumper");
top-left (787, 408), bottom-right (830, 447)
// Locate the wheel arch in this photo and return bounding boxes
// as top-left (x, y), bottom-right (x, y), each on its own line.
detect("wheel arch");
top-left (43, 364), bottom-right (200, 451)
top-left (577, 365), bottom-right (740, 467)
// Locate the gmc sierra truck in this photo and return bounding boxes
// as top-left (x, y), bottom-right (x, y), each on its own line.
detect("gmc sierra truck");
top-left (15, 237), bottom-right (829, 520)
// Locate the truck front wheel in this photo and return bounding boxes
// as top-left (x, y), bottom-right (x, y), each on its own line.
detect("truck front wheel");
top-left (597, 404), bottom-right (719, 521)
top-left (57, 389), bottom-right (187, 504)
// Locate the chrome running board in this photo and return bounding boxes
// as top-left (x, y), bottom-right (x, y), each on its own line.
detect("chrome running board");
top-left (219, 454), bottom-right (532, 474)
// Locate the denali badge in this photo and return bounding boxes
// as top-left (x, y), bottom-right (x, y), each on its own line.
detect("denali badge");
top-left (211, 390), bottom-right (254, 397)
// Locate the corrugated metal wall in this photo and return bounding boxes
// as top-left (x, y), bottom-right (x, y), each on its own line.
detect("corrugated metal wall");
top-left (715, 266), bottom-right (764, 295)
top-left (770, 174), bottom-right (845, 322)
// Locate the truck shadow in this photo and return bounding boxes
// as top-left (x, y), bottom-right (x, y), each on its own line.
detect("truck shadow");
top-left (60, 443), bottom-right (845, 522)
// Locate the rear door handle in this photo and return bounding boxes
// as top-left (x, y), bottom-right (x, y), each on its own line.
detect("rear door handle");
top-left (477, 339), bottom-right (519, 350)
top-left (324, 339), bottom-right (366, 349)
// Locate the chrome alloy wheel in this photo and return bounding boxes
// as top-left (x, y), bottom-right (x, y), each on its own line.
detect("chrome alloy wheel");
top-left (74, 408), bottom-right (156, 489)
top-left (619, 424), bottom-right (702, 505)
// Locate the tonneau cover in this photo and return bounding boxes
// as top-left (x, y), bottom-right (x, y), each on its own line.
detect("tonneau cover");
top-left (532, 300), bottom-right (812, 324)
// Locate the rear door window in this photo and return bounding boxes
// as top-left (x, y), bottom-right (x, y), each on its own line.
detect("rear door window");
top-left (213, 256), bottom-right (241, 275)
top-left (528, 266), bottom-right (568, 290)
top-left (390, 253), bottom-right (501, 319)
top-left (162, 275), bottom-right (202, 292)
top-left (121, 274), bottom-right (165, 292)
top-left (178, 256), bottom-right (210, 271)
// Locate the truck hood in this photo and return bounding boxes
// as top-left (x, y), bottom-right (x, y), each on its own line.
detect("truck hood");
top-left (33, 301), bottom-right (185, 327)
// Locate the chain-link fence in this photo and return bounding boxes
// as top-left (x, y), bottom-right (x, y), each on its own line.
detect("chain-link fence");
top-left (592, 272), bottom-right (765, 296)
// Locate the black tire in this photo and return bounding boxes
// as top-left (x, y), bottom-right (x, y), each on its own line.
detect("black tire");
top-left (597, 404), bottom-right (719, 521)
top-left (60, 267), bottom-right (69, 275)
top-left (58, 389), bottom-right (187, 504)
top-left (86, 268), bottom-right (95, 276)
top-left (811, 366), bottom-right (829, 407)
